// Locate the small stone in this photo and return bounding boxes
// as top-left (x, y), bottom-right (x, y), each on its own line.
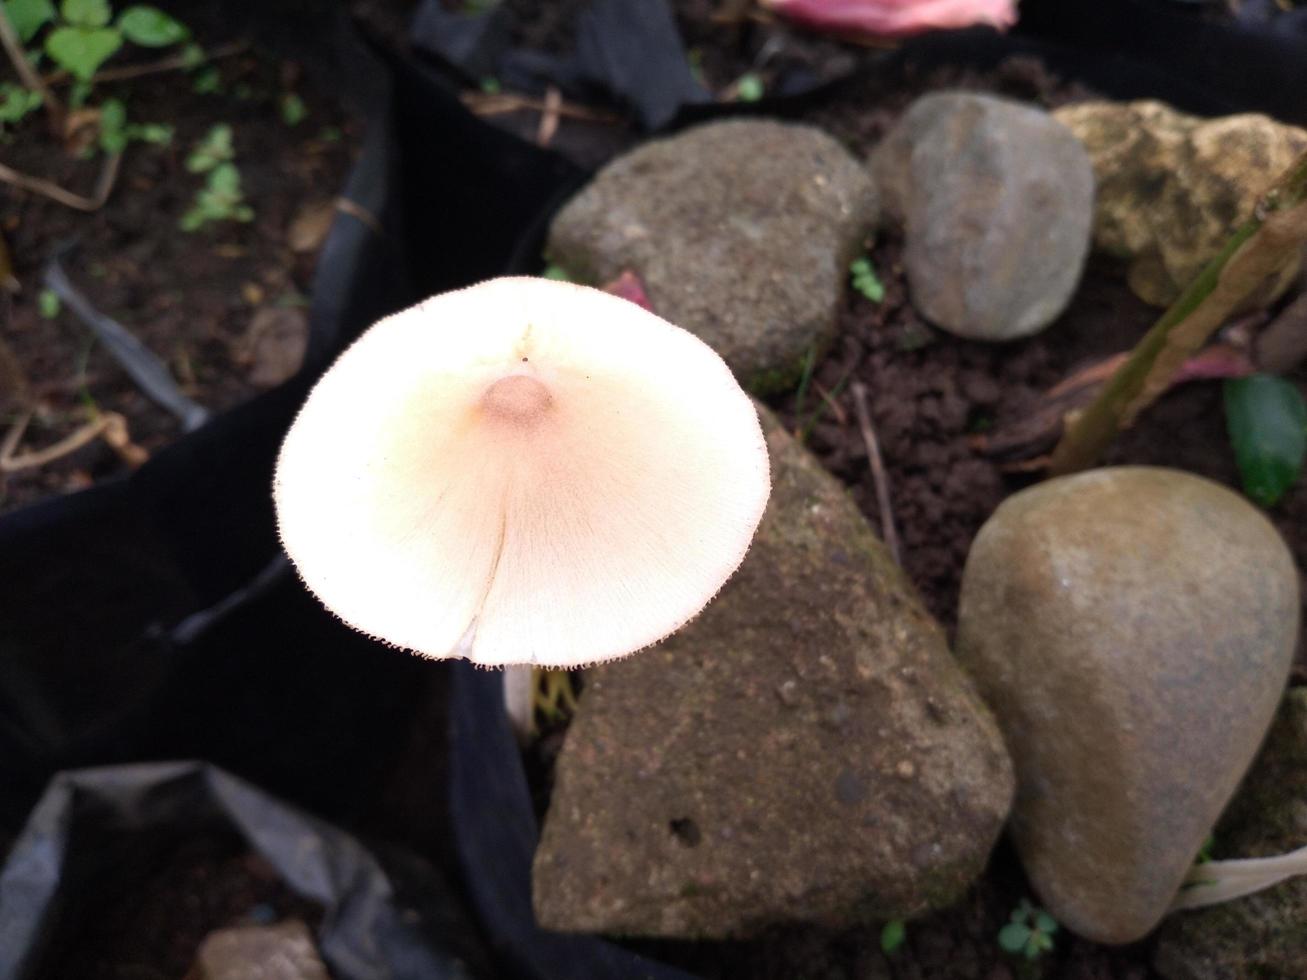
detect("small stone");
top-left (237, 307), bottom-right (309, 388)
top-left (547, 119), bottom-right (878, 394)
top-left (871, 92), bottom-right (1094, 341)
top-left (956, 467), bottom-right (1300, 944)
top-left (1153, 688), bottom-right (1307, 979)
top-left (533, 407), bottom-right (1013, 938)
top-left (1053, 100), bottom-right (1307, 307)
top-left (185, 921), bottom-right (329, 980)
top-left (286, 199), bottom-right (336, 254)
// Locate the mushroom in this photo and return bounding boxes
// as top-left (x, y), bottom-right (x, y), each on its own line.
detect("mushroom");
top-left (273, 276), bottom-right (770, 676)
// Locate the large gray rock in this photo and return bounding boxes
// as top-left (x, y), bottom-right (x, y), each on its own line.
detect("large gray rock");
top-left (956, 467), bottom-right (1300, 944)
top-left (546, 119), bottom-right (878, 394)
top-left (1153, 688), bottom-right (1307, 980)
top-left (533, 408), bottom-right (1014, 938)
top-left (1054, 100), bottom-right (1307, 307)
top-left (871, 92), bottom-right (1094, 342)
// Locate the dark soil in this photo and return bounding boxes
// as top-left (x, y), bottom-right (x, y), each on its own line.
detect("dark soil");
top-left (1, 47), bottom-right (358, 515)
top-left (36, 833), bottom-right (324, 980)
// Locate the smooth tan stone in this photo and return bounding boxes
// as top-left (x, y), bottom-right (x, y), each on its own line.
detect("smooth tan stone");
top-left (956, 466), bottom-right (1300, 944)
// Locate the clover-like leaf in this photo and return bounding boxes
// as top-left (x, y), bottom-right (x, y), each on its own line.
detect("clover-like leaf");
top-left (5, 0), bottom-right (55, 42)
top-left (45, 24), bottom-right (121, 80)
top-left (60, 0), bottom-right (110, 27)
top-left (997, 922), bottom-right (1032, 954)
top-left (117, 5), bottom-right (188, 46)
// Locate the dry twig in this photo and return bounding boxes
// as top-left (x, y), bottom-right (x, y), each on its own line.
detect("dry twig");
top-left (0, 409), bottom-right (146, 473)
top-left (41, 40), bottom-right (247, 87)
top-left (460, 90), bottom-right (622, 124)
top-left (536, 85), bottom-right (562, 147)
top-left (0, 151), bottom-right (122, 212)
top-left (851, 381), bottom-right (902, 566)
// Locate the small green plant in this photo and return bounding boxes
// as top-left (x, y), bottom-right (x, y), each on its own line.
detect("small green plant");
top-left (541, 263), bottom-right (571, 282)
top-left (735, 72), bottom-right (764, 102)
top-left (850, 255), bottom-right (885, 303)
top-left (185, 122), bottom-right (233, 171)
top-left (0, 81), bottom-right (41, 131)
top-left (96, 95), bottom-right (169, 153)
top-left (180, 124), bottom-right (253, 231)
top-left (9, 0), bottom-right (190, 82)
top-left (278, 91), bottom-right (306, 126)
top-left (191, 64), bottom-right (220, 93)
top-left (880, 919), bottom-right (907, 955)
top-left (998, 898), bottom-right (1058, 961)
top-left (37, 288), bottom-right (60, 318)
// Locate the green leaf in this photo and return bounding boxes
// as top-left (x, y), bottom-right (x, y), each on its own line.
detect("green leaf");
top-left (45, 24), bottom-right (121, 80)
top-left (851, 256), bottom-right (885, 303)
top-left (126, 121), bottom-right (170, 144)
top-left (278, 92), bottom-right (306, 126)
top-left (736, 72), bottom-right (764, 102)
top-left (997, 922), bottom-right (1031, 954)
top-left (208, 161), bottom-right (240, 195)
top-left (541, 263), bottom-right (570, 281)
top-left (1225, 374), bottom-right (1307, 507)
top-left (117, 5), bottom-right (187, 46)
top-left (191, 66), bottom-right (220, 94)
top-left (177, 41), bottom-right (202, 66)
top-left (0, 83), bottom-right (42, 124)
top-left (37, 288), bottom-right (60, 319)
top-left (1034, 911), bottom-right (1059, 935)
top-left (879, 920), bottom-right (906, 955)
top-left (5, 0), bottom-right (56, 43)
top-left (60, 0), bottom-right (110, 28)
top-left (97, 95), bottom-right (126, 152)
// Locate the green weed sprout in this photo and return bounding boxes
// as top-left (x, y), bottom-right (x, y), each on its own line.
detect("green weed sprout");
top-left (998, 898), bottom-right (1058, 960)
top-left (181, 124), bottom-right (252, 230)
top-left (850, 255), bottom-right (885, 303)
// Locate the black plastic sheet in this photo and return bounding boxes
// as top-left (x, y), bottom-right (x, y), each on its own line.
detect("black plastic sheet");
top-left (0, 761), bottom-right (472, 980)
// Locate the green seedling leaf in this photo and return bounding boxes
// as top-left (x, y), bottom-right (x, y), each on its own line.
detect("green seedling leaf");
top-left (67, 78), bottom-right (90, 107)
top-left (541, 263), bottom-right (570, 281)
top-left (185, 122), bottom-right (234, 171)
top-left (997, 922), bottom-right (1031, 954)
top-left (97, 95), bottom-right (126, 152)
top-left (0, 83), bottom-right (42, 124)
top-left (5, 0), bottom-right (56, 42)
top-left (37, 288), bottom-right (60, 318)
top-left (850, 256), bottom-right (885, 303)
top-left (45, 24), bottom-right (121, 80)
top-left (279, 92), bottom-right (306, 126)
top-left (735, 72), bottom-right (764, 102)
top-left (1225, 373), bottom-right (1307, 507)
top-left (178, 40), bottom-right (203, 66)
top-left (880, 920), bottom-right (906, 955)
top-left (60, 0), bottom-right (109, 27)
top-left (192, 65), bottom-right (220, 93)
top-left (117, 4), bottom-right (187, 46)
top-left (1035, 911), bottom-right (1058, 935)
top-left (126, 120), bottom-right (170, 144)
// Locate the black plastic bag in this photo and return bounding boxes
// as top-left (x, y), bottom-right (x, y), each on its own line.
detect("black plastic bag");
top-left (0, 761), bottom-right (473, 980)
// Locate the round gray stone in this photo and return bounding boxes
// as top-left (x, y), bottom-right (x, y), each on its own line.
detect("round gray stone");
top-left (956, 466), bottom-right (1300, 944)
top-left (546, 119), bottom-right (878, 394)
top-left (871, 91), bottom-right (1094, 341)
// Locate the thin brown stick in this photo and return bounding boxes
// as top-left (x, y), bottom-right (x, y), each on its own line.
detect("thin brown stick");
top-left (460, 90), bottom-right (622, 124)
top-left (41, 40), bottom-right (248, 86)
top-left (0, 409), bottom-right (146, 472)
top-left (0, 5), bottom-right (63, 126)
top-left (851, 381), bottom-right (902, 567)
top-left (0, 150), bottom-right (121, 211)
top-left (536, 85), bottom-right (561, 147)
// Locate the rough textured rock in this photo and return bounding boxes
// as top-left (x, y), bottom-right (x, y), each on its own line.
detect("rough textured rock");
top-left (546, 119), bottom-right (878, 394)
top-left (533, 408), bottom-right (1013, 939)
top-left (185, 921), bottom-right (329, 980)
top-left (955, 467), bottom-right (1300, 945)
top-left (870, 91), bottom-right (1094, 342)
top-left (1054, 100), bottom-right (1307, 307)
top-left (1153, 688), bottom-right (1307, 980)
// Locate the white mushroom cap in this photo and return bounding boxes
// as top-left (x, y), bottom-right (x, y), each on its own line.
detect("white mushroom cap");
top-left (273, 276), bottom-right (770, 667)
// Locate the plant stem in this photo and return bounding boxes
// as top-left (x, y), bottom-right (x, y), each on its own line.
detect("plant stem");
top-left (0, 4), bottom-right (63, 130)
top-left (1049, 148), bottom-right (1307, 475)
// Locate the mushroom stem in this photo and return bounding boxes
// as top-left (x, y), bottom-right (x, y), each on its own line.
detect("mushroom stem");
top-left (503, 664), bottom-right (536, 742)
